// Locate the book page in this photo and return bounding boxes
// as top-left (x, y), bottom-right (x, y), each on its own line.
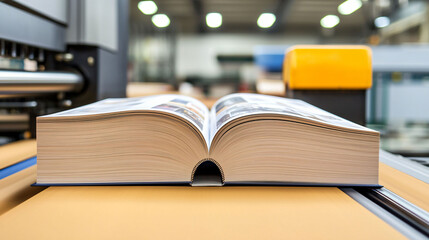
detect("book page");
top-left (210, 93), bottom-right (376, 142)
top-left (43, 95), bottom-right (211, 145)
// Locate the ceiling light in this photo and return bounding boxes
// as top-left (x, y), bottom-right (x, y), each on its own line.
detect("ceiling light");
top-left (206, 12), bottom-right (222, 28)
top-left (338, 0), bottom-right (362, 15)
top-left (257, 13), bottom-right (276, 28)
top-left (374, 16), bottom-right (390, 28)
top-left (152, 14), bottom-right (170, 28)
top-left (138, 1), bottom-right (158, 15)
top-left (377, 0), bottom-right (390, 8)
top-left (320, 15), bottom-right (340, 28)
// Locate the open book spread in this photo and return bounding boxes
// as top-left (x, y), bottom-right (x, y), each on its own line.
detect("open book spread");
top-left (36, 93), bottom-right (380, 186)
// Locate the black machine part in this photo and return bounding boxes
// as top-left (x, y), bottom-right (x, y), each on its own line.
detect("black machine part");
top-left (288, 89), bottom-right (367, 125)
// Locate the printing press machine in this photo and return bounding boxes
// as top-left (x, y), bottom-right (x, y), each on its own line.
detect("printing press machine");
top-left (0, 0), bottom-right (128, 141)
top-left (0, 1), bottom-right (428, 239)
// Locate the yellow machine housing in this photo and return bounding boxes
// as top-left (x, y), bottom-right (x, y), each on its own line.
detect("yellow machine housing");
top-left (284, 45), bottom-right (372, 90)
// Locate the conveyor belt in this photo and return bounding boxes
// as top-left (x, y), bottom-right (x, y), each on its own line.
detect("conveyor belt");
top-left (0, 140), bottom-right (45, 215)
top-left (0, 165), bottom-right (44, 215)
top-left (355, 187), bottom-right (429, 237)
top-left (379, 163), bottom-right (429, 212)
top-left (0, 139), bottom-right (37, 169)
top-left (0, 186), bottom-right (405, 240)
top-left (367, 151), bottom-right (429, 237)
top-left (378, 150), bottom-right (429, 212)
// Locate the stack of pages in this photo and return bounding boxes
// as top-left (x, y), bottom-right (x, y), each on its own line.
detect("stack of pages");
top-left (36, 93), bottom-right (379, 186)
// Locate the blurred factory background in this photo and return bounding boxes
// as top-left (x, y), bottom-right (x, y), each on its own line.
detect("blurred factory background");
top-left (128, 0), bottom-right (429, 157)
top-left (1, 0), bottom-right (429, 158)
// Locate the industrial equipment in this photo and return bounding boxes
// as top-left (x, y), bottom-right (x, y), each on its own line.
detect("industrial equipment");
top-left (0, 0), bottom-right (128, 141)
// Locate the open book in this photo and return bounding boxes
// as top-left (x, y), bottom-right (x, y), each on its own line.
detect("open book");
top-left (36, 93), bottom-right (379, 187)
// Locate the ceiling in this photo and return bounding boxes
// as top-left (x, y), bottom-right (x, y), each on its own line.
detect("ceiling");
top-left (129, 0), bottom-right (371, 34)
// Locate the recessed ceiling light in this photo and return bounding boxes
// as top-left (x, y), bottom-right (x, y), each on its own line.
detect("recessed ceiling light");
top-left (338, 0), bottom-right (362, 15)
top-left (152, 14), bottom-right (170, 28)
top-left (377, 0), bottom-right (391, 8)
top-left (257, 13), bottom-right (276, 28)
top-left (206, 12), bottom-right (222, 28)
top-left (374, 16), bottom-right (390, 28)
top-left (138, 1), bottom-right (158, 15)
top-left (320, 15), bottom-right (340, 28)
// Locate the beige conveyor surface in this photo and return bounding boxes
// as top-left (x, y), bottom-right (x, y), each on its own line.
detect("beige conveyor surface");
top-left (0, 186), bottom-right (405, 240)
top-left (0, 140), bottom-right (45, 215)
top-left (0, 140), bottom-right (36, 169)
top-left (380, 162), bottom-right (429, 212)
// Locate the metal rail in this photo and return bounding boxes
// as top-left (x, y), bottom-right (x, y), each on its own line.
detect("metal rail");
top-left (356, 188), bottom-right (429, 237)
top-left (0, 70), bottom-right (83, 97)
top-left (342, 188), bottom-right (427, 240)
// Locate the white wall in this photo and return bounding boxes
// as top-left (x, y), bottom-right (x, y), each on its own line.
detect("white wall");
top-left (388, 83), bottom-right (429, 123)
top-left (175, 33), bottom-right (320, 79)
